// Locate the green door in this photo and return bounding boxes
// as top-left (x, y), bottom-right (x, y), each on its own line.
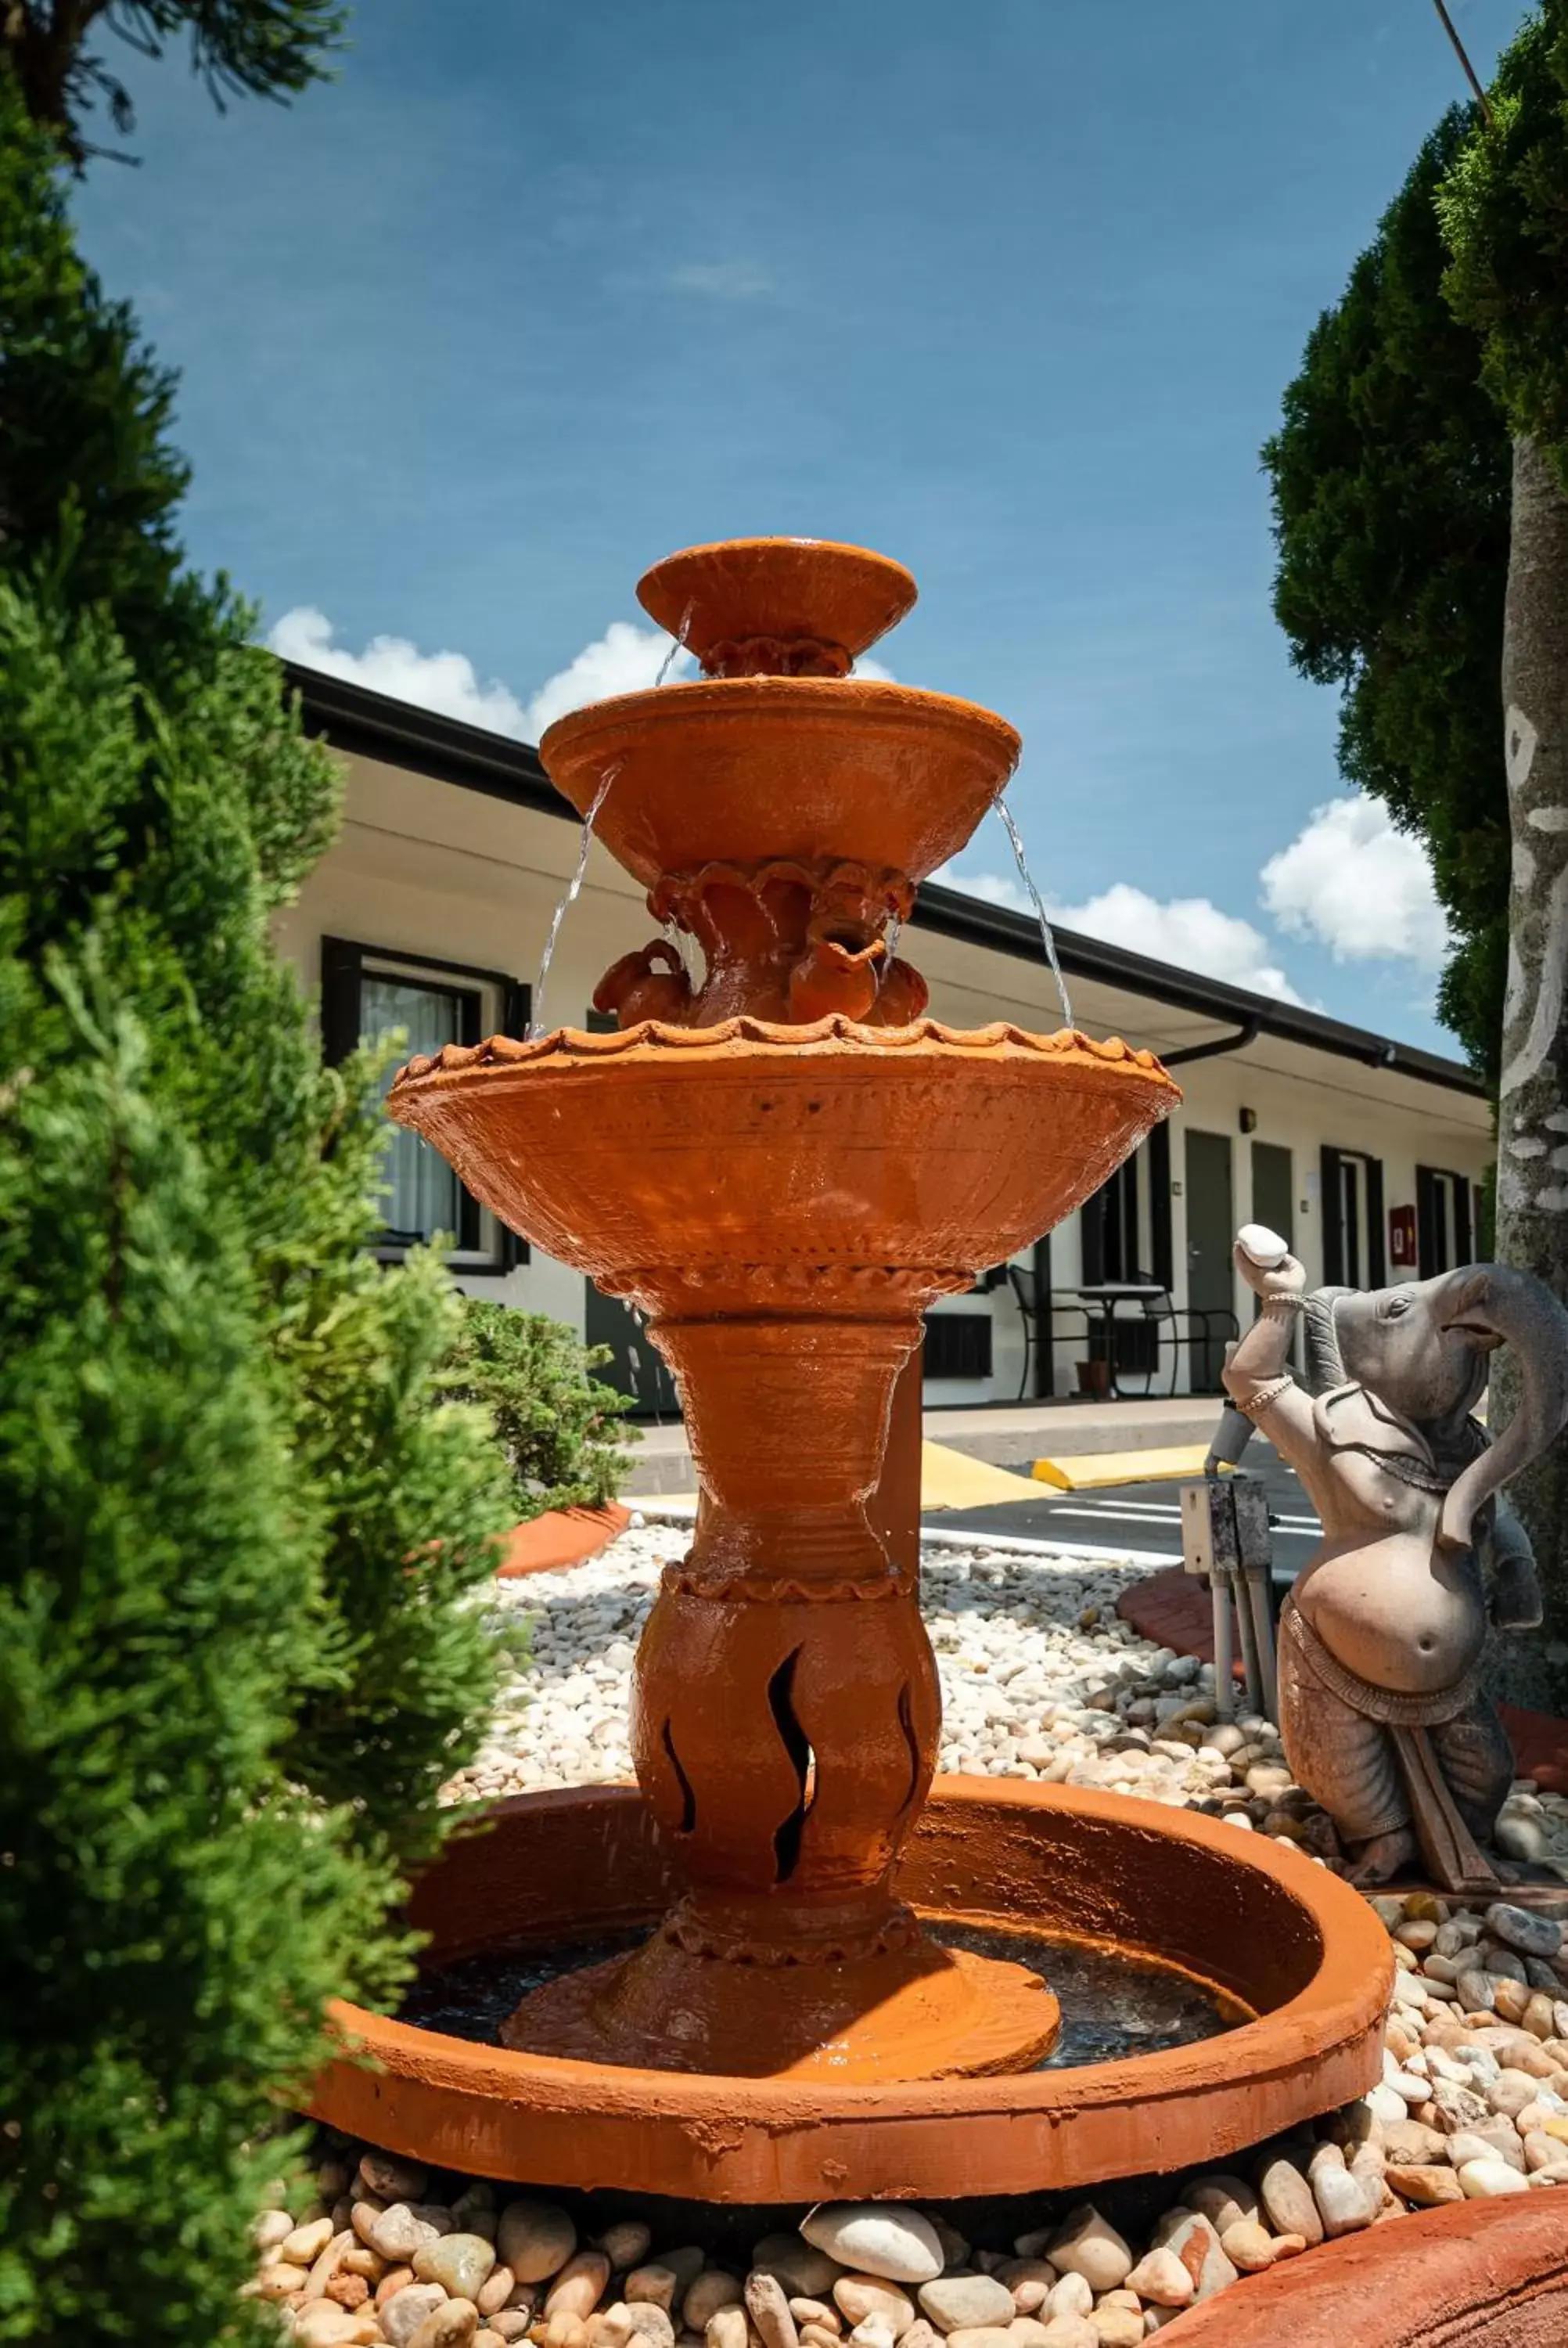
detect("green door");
top-left (578, 1003), bottom-right (682, 1417)
top-left (584, 1280), bottom-right (682, 1419)
top-left (1184, 1129), bottom-right (1235, 1392)
top-left (1251, 1141), bottom-right (1293, 1252)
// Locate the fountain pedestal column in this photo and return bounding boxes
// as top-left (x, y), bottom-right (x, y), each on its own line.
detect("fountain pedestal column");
top-left (502, 1297), bottom-right (1062, 2079)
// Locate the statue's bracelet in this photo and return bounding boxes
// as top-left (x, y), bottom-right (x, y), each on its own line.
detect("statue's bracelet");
top-left (1260, 1293), bottom-right (1305, 1315)
top-left (1236, 1373), bottom-right (1295, 1419)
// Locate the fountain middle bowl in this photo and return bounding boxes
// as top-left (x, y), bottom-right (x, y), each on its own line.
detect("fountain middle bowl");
top-left (539, 677), bottom-right (1023, 892)
top-left (306, 1779), bottom-right (1393, 2201)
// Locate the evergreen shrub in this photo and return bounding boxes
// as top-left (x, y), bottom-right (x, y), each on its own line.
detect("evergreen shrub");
top-left (0, 64), bottom-right (521, 2344)
top-left (445, 1299), bottom-right (637, 1519)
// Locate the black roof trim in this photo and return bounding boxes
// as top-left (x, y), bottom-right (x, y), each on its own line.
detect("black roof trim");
top-left (286, 664), bottom-right (1487, 1101)
top-left (913, 886), bottom-right (1484, 1096)
top-left (286, 661), bottom-right (557, 811)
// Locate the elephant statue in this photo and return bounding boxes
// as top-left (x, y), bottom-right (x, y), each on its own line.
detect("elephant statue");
top-left (1223, 1230), bottom-right (1568, 1892)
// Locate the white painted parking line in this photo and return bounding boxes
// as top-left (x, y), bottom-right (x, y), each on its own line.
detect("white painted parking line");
top-left (918, 1525), bottom-right (1181, 1565)
top-left (1077, 1502), bottom-right (1184, 1518)
top-left (1048, 1506), bottom-right (1196, 1528)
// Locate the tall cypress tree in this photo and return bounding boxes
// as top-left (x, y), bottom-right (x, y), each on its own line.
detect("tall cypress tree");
top-left (0, 54), bottom-right (516, 2343)
top-left (1439, 2), bottom-right (1568, 1706)
top-left (1262, 108), bottom-right (1513, 1079)
top-left (2, 0), bottom-right (345, 167)
top-left (1267, 7), bottom-right (1568, 1701)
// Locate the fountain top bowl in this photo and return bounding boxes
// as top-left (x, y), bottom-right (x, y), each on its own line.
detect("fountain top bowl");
top-left (638, 537), bottom-right (918, 673)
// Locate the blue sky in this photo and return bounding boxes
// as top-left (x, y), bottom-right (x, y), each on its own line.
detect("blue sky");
top-left (72, 0), bottom-right (1527, 1053)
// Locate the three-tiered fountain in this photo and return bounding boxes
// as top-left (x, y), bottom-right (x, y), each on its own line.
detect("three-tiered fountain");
top-left (311, 538), bottom-right (1389, 2201)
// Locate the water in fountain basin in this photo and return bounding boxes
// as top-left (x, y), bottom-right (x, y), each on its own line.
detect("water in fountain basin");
top-left (993, 798), bottom-right (1074, 1031)
top-left (398, 1918), bottom-right (1239, 2071)
top-left (530, 763), bottom-right (620, 1038)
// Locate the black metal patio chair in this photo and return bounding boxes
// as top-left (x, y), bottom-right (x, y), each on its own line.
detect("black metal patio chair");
top-left (1005, 1262), bottom-right (1093, 1399)
top-left (1109, 1271), bottom-right (1239, 1397)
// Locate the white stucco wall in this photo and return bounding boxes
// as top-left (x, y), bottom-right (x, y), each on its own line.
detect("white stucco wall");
top-left (272, 747), bottom-right (1494, 1407)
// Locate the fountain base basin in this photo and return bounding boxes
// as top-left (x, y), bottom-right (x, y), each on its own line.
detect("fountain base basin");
top-left (308, 1779), bottom-right (1392, 2201)
top-left (500, 1903), bottom-right (1062, 2080)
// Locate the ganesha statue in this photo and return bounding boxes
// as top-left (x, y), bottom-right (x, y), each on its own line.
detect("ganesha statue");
top-left (1224, 1228), bottom-right (1568, 1892)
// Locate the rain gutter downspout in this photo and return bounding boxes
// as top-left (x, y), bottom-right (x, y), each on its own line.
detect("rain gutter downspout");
top-left (1160, 1014), bottom-right (1263, 1069)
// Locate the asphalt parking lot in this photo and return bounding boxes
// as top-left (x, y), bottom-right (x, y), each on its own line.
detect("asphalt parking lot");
top-left (929, 1438), bottom-right (1317, 1586)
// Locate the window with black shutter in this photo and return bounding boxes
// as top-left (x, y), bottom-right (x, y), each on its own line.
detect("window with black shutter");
top-left (922, 1313), bottom-right (994, 1380)
top-left (319, 936), bottom-right (527, 1275)
top-left (1416, 1165), bottom-right (1474, 1277)
top-left (1321, 1145), bottom-right (1385, 1289)
top-left (1081, 1151), bottom-right (1142, 1284)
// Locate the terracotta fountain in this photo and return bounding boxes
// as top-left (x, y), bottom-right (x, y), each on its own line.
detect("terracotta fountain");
top-left (308, 537), bottom-right (1390, 2197)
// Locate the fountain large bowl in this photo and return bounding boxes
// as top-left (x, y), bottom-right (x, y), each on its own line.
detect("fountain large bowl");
top-left (305, 1779), bottom-right (1393, 2201)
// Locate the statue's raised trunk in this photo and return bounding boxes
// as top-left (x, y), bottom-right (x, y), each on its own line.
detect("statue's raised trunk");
top-left (1439, 1262), bottom-right (1568, 1551)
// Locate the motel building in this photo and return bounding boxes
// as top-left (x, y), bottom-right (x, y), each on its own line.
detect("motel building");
top-left (272, 664), bottom-right (1494, 1417)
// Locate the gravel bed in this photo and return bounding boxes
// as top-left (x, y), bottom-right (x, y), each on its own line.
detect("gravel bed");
top-left (226, 1522), bottom-right (1568, 2347)
top-left (440, 1522), bottom-right (1568, 1883)
top-left (442, 1522), bottom-right (1272, 1818)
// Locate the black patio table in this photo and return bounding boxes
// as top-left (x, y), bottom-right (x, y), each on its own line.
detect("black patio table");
top-left (1061, 1281), bottom-right (1169, 1397)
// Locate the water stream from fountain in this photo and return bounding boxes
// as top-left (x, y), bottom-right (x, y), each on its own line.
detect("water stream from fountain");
top-left (994, 798), bottom-right (1074, 1030)
top-left (660, 917), bottom-right (696, 987)
top-left (654, 603), bottom-right (695, 686)
top-left (530, 762), bottom-right (620, 1038)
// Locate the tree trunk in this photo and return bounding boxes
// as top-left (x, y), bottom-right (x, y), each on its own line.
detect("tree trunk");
top-left (1492, 434), bottom-right (1568, 1707)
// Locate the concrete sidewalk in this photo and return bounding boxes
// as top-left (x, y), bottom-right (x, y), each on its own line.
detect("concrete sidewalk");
top-left (620, 1392), bottom-right (1225, 1496)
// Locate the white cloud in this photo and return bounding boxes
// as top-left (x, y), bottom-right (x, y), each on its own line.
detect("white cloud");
top-left (936, 866), bottom-right (1030, 914)
top-left (665, 260), bottom-right (774, 300)
top-left (1261, 793), bottom-right (1450, 970)
top-left (268, 609), bottom-right (692, 741)
top-left (936, 866), bottom-right (1304, 1003)
top-left (270, 606), bottom-right (532, 736)
top-left (852, 654), bottom-right (896, 682)
top-left (522, 621), bottom-right (692, 735)
top-left (1053, 882), bottom-right (1304, 1003)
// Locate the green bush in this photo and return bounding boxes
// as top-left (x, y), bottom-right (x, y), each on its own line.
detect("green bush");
top-left (0, 920), bottom-right (398, 2343)
top-left (444, 1299), bottom-right (638, 1518)
top-left (0, 62), bottom-right (518, 2344)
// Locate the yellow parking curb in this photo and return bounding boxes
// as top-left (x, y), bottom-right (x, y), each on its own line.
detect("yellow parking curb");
top-left (639, 1441), bottom-right (1036, 1522)
top-left (918, 1440), bottom-right (1036, 1512)
top-left (1032, 1443), bottom-right (1228, 1490)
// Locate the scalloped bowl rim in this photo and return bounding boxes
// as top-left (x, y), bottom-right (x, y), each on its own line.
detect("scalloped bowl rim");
top-left (538, 672), bottom-right (1023, 768)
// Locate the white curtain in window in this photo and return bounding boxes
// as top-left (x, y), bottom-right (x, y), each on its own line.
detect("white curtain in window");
top-left (362, 977), bottom-right (463, 1241)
